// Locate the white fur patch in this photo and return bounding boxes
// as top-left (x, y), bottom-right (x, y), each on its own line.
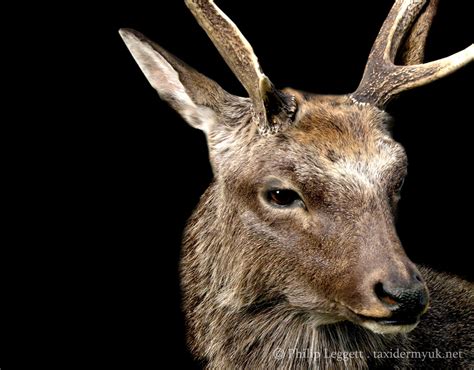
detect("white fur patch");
top-left (361, 320), bottom-right (418, 334)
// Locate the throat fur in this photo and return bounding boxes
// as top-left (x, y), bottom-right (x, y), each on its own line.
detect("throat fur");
top-left (190, 302), bottom-right (412, 369)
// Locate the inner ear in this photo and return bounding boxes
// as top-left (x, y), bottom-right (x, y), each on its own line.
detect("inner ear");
top-left (121, 29), bottom-right (248, 126)
top-left (264, 88), bottom-right (298, 124)
top-left (260, 81), bottom-right (298, 133)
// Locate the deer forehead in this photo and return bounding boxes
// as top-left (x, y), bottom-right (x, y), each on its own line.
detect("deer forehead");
top-left (320, 146), bottom-right (404, 191)
top-left (289, 137), bottom-right (405, 196)
top-left (250, 100), bottom-right (407, 193)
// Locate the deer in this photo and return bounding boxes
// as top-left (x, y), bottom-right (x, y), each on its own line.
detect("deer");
top-left (120, 0), bottom-right (473, 368)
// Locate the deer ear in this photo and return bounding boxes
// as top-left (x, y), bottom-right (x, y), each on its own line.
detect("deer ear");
top-left (119, 28), bottom-right (232, 133)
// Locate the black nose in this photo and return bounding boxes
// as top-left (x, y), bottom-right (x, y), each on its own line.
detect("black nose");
top-left (375, 274), bottom-right (429, 324)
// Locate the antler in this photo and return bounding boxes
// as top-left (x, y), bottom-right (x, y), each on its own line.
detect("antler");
top-left (185, 0), bottom-right (297, 134)
top-left (351, 0), bottom-right (474, 108)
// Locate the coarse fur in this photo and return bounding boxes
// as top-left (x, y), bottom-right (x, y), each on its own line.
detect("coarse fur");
top-left (119, 0), bottom-right (474, 368)
top-left (181, 95), bottom-right (473, 369)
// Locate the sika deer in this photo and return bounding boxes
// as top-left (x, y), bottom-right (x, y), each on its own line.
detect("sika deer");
top-left (120, 0), bottom-right (473, 368)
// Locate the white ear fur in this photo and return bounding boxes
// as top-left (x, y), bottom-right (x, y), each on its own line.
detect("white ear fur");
top-left (119, 29), bottom-right (215, 133)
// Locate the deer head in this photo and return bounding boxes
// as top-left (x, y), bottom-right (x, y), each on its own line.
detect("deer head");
top-left (120, 0), bottom-right (473, 335)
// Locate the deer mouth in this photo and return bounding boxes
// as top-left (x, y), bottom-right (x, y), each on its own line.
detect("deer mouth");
top-left (354, 311), bottom-right (421, 334)
top-left (357, 316), bottom-right (420, 334)
top-left (341, 306), bottom-right (421, 334)
top-left (357, 313), bottom-right (419, 326)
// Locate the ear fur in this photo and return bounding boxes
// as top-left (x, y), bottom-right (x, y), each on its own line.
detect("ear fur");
top-left (120, 28), bottom-right (233, 134)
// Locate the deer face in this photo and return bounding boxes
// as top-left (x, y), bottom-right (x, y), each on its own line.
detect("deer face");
top-left (223, 94), bottom-right (428, 334)
top-left (120, 0), bottom-right (472, 335)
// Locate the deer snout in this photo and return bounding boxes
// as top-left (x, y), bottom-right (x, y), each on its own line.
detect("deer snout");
top-left (374, 271), bottom-right (429, 324)
top-left (350, 261), bottom-right (430, 334)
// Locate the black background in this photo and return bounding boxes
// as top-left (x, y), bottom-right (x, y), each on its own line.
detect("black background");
top-left (18, 0), bottom-right (472, 367)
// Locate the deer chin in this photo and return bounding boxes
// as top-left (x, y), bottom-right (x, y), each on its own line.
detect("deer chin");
top-left (339, 304), bottom-right (421, 335)
top-left (359, 319), bottom-right (419, 334)
top-left (305, 306), bottom-right (419, 334)
top-left (352, 312), bottom-right (421, 334)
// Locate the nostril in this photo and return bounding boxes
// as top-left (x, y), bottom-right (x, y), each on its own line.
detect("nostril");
top-left (374, 279), bottom-right (429, 320)
top-left (374, 282), bottom-right (399, 307)
top-left (415, 274), bottom-right (422, 283)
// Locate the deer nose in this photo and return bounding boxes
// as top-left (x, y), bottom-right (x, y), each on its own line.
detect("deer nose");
top-left (374, 273), bottom-right (429, 324)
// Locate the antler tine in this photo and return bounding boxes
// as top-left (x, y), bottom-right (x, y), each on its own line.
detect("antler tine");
top-left (185, 0), bottom-right (296, 134)
top-left (389, 45), bottom-right (474, 97)
top-left (352, 0), bottom-right (474, 108)
top-left (398, 0), bottom-right (438, 65)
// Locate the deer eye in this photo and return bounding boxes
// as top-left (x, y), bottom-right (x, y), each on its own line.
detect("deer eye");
top-left (266, 189), bottom-right (302, 207)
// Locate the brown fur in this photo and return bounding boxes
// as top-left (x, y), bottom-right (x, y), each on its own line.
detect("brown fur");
top-left (119, 1), bottom-right (473, 368)
top-left (180, 93), bottom-right (473, 368)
